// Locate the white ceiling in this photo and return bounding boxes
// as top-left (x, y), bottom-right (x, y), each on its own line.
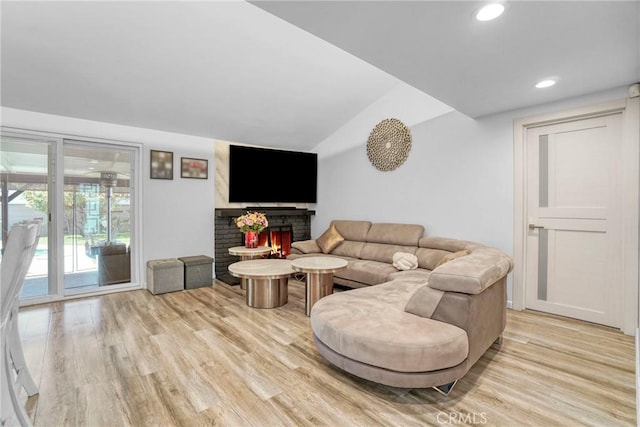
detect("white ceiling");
top-left (1, 0), bottom-right (400, 151)
top-left (253, 0), bottom-right (640, 118)
top-left (2, 1), bottom-right (639, 152)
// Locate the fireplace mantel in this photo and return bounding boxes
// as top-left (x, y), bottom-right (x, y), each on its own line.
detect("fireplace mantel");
top-left (215, 208), bottom-right (316, 217)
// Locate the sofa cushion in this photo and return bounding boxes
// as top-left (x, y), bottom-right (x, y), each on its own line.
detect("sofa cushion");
top-left (311, 281), bottom-right (469, 372)
top-left (366, 223), bottom-right (424, 246)
top-left (404, 285), bottom-right (446, 318)
top-left (317, 224), bottom-right (345, 254)
top-left (429, 247), bottom-right (514, 294)
top-left (335, 260), bottom-right (398, 286)
top-left (287, 253), bottom-right (356, 263)
top-left (330, 220), bottom-right (372, 242)
top-left (414, 247), bottom-right (451, 270)
top-left (435, 249), bottom-right (470, 268)
top-left (386, 268), bottom-right (431, 283)
top-left (361, 243), bottom-right (417, 264)
top-left (331, 241), bottom-right (366, 259)
top-left (419, 237), bottom-right (472, 252)
top-left (291, 240), bottom-right (321, 254)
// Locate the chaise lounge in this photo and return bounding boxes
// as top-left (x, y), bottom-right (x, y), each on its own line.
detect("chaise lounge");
top-left (289, 220), bottom-right (513, 394)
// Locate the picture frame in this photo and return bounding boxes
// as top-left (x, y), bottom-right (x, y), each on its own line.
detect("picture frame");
top-left (181, 157), bottom-right (208, 179)
top-left (150, 150), bottom-right (174, 180)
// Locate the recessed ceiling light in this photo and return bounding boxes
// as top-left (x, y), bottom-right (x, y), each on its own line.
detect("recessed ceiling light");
top-left (535, 79), bottom-right (557, 89)
top-left (475, 3), bottom-right (505, 21)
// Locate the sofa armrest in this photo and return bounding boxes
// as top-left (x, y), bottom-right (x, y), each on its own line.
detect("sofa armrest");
top-left (428, 247), bottom-right (513, 294)
top-left (291, 239), bottom-right (322, 255)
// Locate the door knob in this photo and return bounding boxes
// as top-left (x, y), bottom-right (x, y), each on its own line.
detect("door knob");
top-left (528, 224), bottom-right (544, 230)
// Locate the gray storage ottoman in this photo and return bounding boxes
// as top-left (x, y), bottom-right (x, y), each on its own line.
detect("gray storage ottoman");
top-left (178, 255), bottom-right (214, 289)
top-left (147, 258), bottom-right (184, 295)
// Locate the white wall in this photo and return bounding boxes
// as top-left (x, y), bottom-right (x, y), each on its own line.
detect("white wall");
top-left (314, 82), bottom-right (453, 160)
top-left (1, 107), bottom-right (215, 284)
top-left (313, 86), bottom-right (630, 303)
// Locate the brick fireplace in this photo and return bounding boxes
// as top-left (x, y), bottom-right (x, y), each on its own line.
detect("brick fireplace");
top-left (257, 224), bottom-right (293, 258)
top-left (214, 208), bottom-right (314, 285)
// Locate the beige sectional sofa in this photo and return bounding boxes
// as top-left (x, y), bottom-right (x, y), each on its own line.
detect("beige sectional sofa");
top-left (288, 220), bottom-right (513, 394)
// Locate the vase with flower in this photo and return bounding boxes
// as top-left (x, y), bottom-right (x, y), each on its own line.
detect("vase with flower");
top-left (234, 211), bottom-right (269, 248)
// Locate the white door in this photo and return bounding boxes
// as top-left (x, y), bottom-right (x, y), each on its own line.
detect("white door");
top-left (525, 113), bottom-right (623, 327)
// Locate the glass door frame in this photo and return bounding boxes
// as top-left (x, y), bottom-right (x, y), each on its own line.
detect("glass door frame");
top-left (1, 126), bottom-right (143, 305)
top-left (1, 129), bottom-right (59, 302)
top-left (62, 139), bottom-right (139, 297)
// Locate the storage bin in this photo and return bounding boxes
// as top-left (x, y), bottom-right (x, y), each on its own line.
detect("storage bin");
top-left (146, 258), bottom-right (184, 295)
top-left (178, 255), bottom-right (214, 289)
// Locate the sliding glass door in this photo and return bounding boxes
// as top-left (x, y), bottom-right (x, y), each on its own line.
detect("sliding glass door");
top-left (0, 134), bottom-right (53, 298)
top-left (1, 129), bottom-right (140, 302)
top-left (63, 142), bottom-right (134, 293)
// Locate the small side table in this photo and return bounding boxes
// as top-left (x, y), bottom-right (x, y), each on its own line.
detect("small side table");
top-left (291, 257), bottom-right (348, 316)
top-left (228, 259), bottom-right (293, 308)
top-left (228, 246), bottom-right (272, 290)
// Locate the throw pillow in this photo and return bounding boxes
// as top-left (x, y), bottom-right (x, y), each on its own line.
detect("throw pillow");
top-left (316, 224), bottom-right (345, 254)
top-left (435, 249), bottom-right (470, 268)
top-left (392, 252), bottom-right (418, 271)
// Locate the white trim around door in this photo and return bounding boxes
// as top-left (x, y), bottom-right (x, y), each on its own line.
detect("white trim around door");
top-left (513, 94), bottom-right (639, 336)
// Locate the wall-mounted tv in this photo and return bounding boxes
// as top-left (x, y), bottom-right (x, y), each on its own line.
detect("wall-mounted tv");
top-left (229, 145), bottom-right (317, 203)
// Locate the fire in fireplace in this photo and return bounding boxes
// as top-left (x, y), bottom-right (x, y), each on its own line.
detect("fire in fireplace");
top-left (258, 225), bottom-right (293, 258)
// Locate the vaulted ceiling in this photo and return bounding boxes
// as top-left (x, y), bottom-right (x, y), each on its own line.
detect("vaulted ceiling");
top-left (2, 1), bottom-right (638, 152)
top-left (253, 0), bottom-right (640, 118)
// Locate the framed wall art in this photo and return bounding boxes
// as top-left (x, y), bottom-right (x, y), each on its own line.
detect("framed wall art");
top-left (150, 150), bottom-right (174, 180)
top-left (181, 157), bottom-right (208, 179)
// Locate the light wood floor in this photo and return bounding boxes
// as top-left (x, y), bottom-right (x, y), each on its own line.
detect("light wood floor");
top-left (17, 279), bottom-right (636, 426)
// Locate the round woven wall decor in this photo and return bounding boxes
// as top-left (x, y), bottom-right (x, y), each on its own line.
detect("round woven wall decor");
top-left (366, 118), bottom-right (412, 171)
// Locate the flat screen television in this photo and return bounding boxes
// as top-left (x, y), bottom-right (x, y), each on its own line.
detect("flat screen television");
top-left (229, 145), bottom-right (317, 203)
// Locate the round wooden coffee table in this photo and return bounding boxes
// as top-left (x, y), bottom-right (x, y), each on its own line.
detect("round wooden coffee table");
top-left (228, 246), bottom-right (272, 289)
top-left (290, 257), bottom-right (348, 316)
top-left (228, 259), bottom-right (293, 309)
